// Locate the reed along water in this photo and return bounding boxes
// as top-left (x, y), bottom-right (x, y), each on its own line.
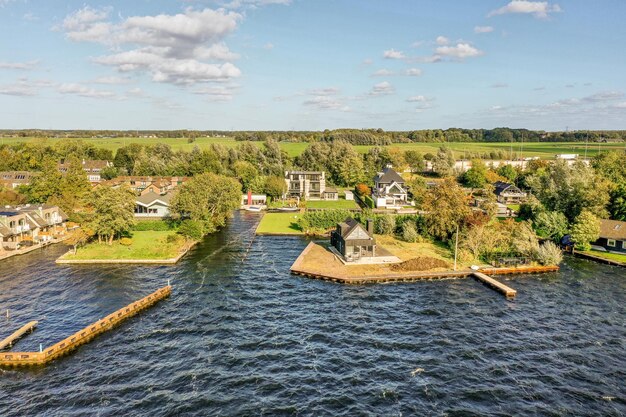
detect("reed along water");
top-left (0, 211), bottom-right (624, 416)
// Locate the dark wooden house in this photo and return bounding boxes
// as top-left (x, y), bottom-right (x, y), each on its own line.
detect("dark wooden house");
top-left (593, 219), bottom-right (626, 253)
top-left (330, 217), bottom-right (376, 262)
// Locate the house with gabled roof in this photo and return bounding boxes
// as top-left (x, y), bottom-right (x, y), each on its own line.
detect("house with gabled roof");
top-left (0, 171), bottom-right (39, 189)
top-left (330, 217), bottom-right (376, 261)
top-left (373, 165), bottom-right (408, 208)
top-left (0, 204), bottom-right (68, 250)
top-left (134, 191), bottom-right (173, 218)
top-left (493, 181), bottom-right (527, 204)
top-left (592, 219), bottom-right (626, 254)
top-left (58, 159), bottom-right (113, 183)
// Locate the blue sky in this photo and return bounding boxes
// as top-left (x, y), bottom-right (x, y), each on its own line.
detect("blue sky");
top-left (0, 0), bottom-right (625, 130)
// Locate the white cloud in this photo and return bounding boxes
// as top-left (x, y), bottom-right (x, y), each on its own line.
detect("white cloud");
top-left (362, 58), bottom-right (373, 66)
top-left (0, 78), bottom-right (55, 96)
top-left (406, 95), bottom-right (429, 102)
top-left (371, 69), bottom-right (394, 77)
top-left (263, 42), bottom-right (274, 50)
top-left (383, 49), bottom-right (406, 59)
top-left (220, 0), bottom-right (291, 9)
top-left (582, 91), bottom-right (623, 102)
top-left (192, 85), bottom-right (238, 101)
top-left (0, 60), bottom-right (40, 70)
top-left (435, 43), bottom-right (484, 59)
top-left (405, 68), bottom-right (422, 76)
top-left (411, 40), bottom-right (424, 48)
top-left (93, 76), bottom-right (132, 85)
top-left (474, 26), bottom-right (494, 33)
top-left (126, 87), bottom-right (144, 97)
top-left (369, 81), bottom-right (395, 96)
top-left (58, 83), bottom-right (117, 99)
top-left (488, 1), bottom-right (562, 19)
top-left (307, 87), bottom-right (339, 96)
top-left (435, 36), bottom-right (449, 46)
top-left (303, 96), bottom-right (344, 110)
top-left (60, 7), bottom-right (243, 87)
top-left (23, 12), bottom-right (38, 21)
top-left (491, 83), bottom-right (509, 88)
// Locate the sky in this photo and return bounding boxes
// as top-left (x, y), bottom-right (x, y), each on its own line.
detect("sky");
top-left (0, 0), bottom-right (625, 131)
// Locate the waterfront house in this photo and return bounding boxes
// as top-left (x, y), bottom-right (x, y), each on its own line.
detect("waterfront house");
top-left (330, 217), bottom-right (376, 262)
top-left (0, 171), bottom-right (38, 189)
top-left (241, 192), bottom-right (267, 207)
top-left (373, 165), bottom-right (408, 208)
top-left (322, 187), bottom-right (339, 201)
top-left (58, 159), bottom-right (113, 183)
top-left (284, 171), bottom-right (327, 200)
top-left (493, 181), bottom-right (527, 204)
top-left (134, 192), bottom-right (173, 218)
top-left (0, 204), bottom-right (68, 250)
top-left (592, 219), bottom-right (626, 253)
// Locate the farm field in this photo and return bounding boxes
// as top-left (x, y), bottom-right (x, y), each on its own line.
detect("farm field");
top-left (1, 136), bottom-right (624, 159)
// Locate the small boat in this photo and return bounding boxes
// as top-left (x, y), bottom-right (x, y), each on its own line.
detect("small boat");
top-left (277, 207), bottom-right (299, 212)
top-left (245, 206), bottom-right (262, 212)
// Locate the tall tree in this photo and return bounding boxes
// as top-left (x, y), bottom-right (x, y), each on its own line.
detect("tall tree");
top-left (170, 173), bottom-right (241, 236)
top-left (423, 178), bottom-right (471, 240)
top-left (84, 186), bottom-right (136, 245)
top-left (432, 147), bottom-right (455, 177)
top-left (570, 210), bottom-right (600, 251)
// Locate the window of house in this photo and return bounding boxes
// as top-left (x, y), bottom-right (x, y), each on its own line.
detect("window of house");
top-left (607, 239), bottom-right (616, 247)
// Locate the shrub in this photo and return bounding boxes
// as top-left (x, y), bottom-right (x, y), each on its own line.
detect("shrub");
top-left (571, 210), bottom-right (600, 251)
top-left (534, 211), bottom-right (569, 241)
top-left (178, 220), bottom-right (205, 240)
top-left (355, 183), bottom-right (371, 197)
top-left (119, 237), bottom-right (133, 246)
top-left (132, 220), bottom-right (176, 231)
top-left (401, 221), bottom-right (420, 243)
top-left (298, 209), bottom-right (353, 234)
top-left (166, 234), bottom-right (182, 244)
top-left (362, 195), bottom-right (375, 208)
top-left (376, 214), bottom-right (395, 235)
top-left (535, 241), bottom-right (563, 265)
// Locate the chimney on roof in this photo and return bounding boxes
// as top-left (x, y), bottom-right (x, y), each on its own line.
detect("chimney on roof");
top-left (366, 219), bottom-right (374, 236)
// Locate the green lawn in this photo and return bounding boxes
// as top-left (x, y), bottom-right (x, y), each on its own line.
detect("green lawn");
top-left (305, 199), bottom-right (359, 209)
top-left (506, 204), bottom-right (521, 212)
top-left (3, 136), bottom-right (624, 159)
top-left (60, 231), bottom-right (187, 260)
top-left (255, 213), bottom-right (303, 235)
top-left (583, 250), bottom-right (626, 264)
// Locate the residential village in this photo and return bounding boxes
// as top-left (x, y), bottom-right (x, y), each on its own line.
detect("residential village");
top-left (0, 139), bottom-right (623, 271)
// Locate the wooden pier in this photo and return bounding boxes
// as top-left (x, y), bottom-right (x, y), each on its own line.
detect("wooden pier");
top-left (0, 321), bottom-right (38, 351)
top-left (0, 285), bottom-right (171, 368)
top-left (472, 272), bottom-right (517, 298)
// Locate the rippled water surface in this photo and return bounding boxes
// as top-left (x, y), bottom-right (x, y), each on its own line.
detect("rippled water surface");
top-left (0, 212), bottom-right (625, 416)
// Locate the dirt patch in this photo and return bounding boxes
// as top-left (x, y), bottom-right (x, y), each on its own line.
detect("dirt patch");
top-left (390, 257), bottom-right (451, 272)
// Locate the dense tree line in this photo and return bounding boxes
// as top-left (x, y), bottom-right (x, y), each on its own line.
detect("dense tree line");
top-left (3, 128), bottom-right (625, 143)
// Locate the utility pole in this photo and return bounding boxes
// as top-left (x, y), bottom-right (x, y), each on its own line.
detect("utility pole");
top-left (454, 223), bottom-right (459, 271)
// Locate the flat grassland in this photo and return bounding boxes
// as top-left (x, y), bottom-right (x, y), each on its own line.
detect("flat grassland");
top-left (3, 136), bottom-right (624, 159)
top-left (59, 230), bottom-right (187, 260)
top-left (305, 199), bottom-right (359, 209)
top-left (255, 212), bottom-right (304, 235)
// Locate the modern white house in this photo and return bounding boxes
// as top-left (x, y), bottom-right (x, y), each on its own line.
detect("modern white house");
top-left (134, 192), bottom-right (173, 218)
top-left (373, 166), bottom-right (408, 208)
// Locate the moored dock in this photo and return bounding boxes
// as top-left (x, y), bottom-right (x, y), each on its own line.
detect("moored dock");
top-left (0, 285), bottom-right (171, 368)
top-left (472, 272), bottom-right (517, 298)
top-left (0, 321), bottom-right (38, 351)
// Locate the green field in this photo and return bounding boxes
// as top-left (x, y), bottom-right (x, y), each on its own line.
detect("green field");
top-left (255, 212), bottom-right (303, 235)
top-left (2, 136), bottom-right (624, 159)
top-left (59, 230), bottom-right (186, 260)
top-left (305, 199), bottom-right (359, 209)
top-left (583, 250), bottom-right (626, 264)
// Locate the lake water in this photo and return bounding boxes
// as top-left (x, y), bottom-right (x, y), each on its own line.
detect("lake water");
top-left (0, 211), bottom-right (624, 416)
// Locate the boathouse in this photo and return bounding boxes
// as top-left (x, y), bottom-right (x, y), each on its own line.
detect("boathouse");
top-left (330, 217), bottom-right (376, 262)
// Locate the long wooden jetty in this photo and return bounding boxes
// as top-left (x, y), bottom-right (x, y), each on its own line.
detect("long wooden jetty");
top-left (0, 285), bottom-right (171, 368)
top-left (0, 321), bottom-right (38, 351)
top-left (472, 272), bottom-right (517, 298)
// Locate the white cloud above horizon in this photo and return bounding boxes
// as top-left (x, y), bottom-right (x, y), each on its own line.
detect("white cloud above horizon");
top-left (488, 1), bottom-right (562, 19)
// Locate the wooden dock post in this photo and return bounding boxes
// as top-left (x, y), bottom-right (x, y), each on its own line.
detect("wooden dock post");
top-left (472, 272), bottom-right (517, 298)
top-left (0, 321), bottom-right (38, 350)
